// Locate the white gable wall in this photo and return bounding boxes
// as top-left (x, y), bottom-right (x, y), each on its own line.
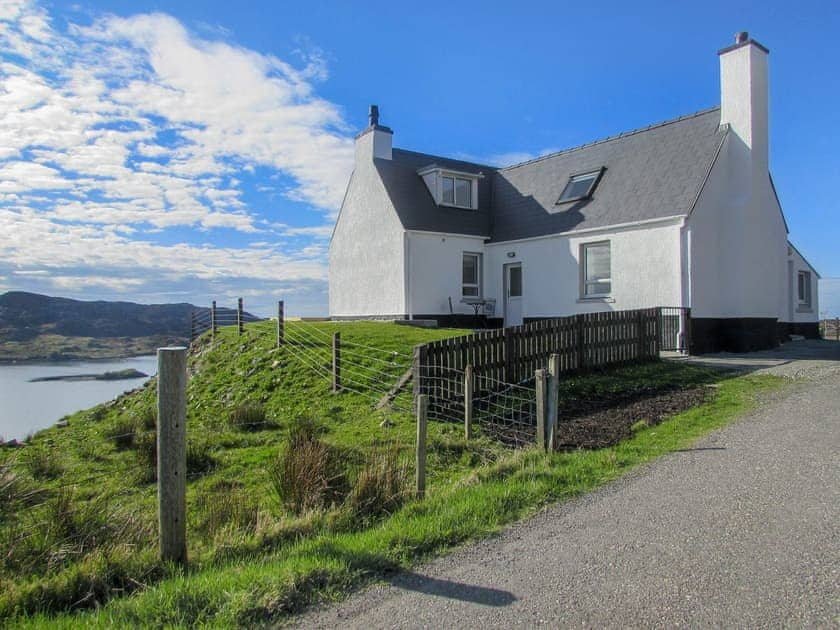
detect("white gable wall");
top-left (329, 137), bottom-right (406, 317)
top-left (688, 132), bottom-right (789, 320)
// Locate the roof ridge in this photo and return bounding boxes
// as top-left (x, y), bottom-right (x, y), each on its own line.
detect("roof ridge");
top-left (391, 148), bottom-right (498, 171)
top-left (499, 105), bottom-right (722, 172)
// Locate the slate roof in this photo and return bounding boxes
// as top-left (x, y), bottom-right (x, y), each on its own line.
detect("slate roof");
top-left (375, 149), bottom-right (496, 237)
top-left (378, 107), bottom-right (728, 243)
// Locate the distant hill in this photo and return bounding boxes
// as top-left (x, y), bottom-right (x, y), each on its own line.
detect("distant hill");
top-left (0, 291), bottom-right (195, 341)
top-left (0, 292), bottom-right (259, 361)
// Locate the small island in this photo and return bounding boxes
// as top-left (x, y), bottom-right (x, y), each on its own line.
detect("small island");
top-left (28, 368), bottom-right (148, 383)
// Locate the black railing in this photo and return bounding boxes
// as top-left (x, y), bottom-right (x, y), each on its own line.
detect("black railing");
top-left (659, 307), bottom-right (691, 353)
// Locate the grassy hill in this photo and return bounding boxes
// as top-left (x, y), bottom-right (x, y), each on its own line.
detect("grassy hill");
top-left (0, 320), bottom-right (782, 627)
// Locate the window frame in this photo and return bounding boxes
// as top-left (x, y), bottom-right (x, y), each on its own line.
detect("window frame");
top-left (557, 167), bottom-right (605, 205)
top-left (440, 172), bottom-right (476, 210)
top-left (580, 240), bottom-right (612, 298)
top-left (462, 252), bottom-right (482, 298)
top-left (797, 270), bottom-right (812, 307)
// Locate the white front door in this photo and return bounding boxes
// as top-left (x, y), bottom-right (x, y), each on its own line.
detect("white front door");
top-left (504, 263), bottom-right (523, 327)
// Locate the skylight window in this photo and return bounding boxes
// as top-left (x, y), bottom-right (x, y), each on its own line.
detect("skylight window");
top-left (557, 168), bottom-right (603, 204)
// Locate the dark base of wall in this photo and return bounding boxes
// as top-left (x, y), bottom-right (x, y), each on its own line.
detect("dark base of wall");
top-left (777, 321), bottom-right (821, 342)
top-left (330, 313), bottom-right (503, 329)
top-left (412, 314), bottom-right (495, 329)
top-left (690, 317), bottom-right (780, 354)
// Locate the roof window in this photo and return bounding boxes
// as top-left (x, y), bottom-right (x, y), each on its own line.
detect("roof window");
top-left (557, 168), bottom-right (604, 204)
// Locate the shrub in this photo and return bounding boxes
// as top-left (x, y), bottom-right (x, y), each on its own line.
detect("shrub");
top-left (106, 417), bottom-right (138, 450)
top-left (22, 446), bottom-right (63, 480)
top-left (197, 483), bottom-right (259, 537)
top-left (186, 439), bottom-right (216, 477)
top-left (134, 431), bottom-right (157, 484)
top-left (0, 457), bottom-right (43, 523)
top-left (136, 407), bottom-right (157, 431)
top-left (228, 403), bottom-right (267, 431)
top-left (269, 419), bottom-right (347, 515)
top-left (346, 444), bottom-right (408, 520)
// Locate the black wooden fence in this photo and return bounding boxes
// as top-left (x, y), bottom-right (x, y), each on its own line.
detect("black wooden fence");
top-left (414, 308), bottom-right (662, 407)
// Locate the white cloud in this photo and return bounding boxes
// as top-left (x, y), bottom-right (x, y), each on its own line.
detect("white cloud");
top-left (0, 2), bottom-right (358, 314)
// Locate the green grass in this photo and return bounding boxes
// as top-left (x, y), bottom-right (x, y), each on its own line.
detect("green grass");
top-left (0, 320), bottom-right (785, 627)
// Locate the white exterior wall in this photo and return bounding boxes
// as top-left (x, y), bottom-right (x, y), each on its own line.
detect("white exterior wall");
top-left (483, 221), bottom-right (684, 319)
top-left (405, 232), bottom-right (488, 316)
top-left (687, 133), bottom-right (789, 320)
top-left (329, 131), bottom-right (405, 317)
top-left (788, 245), bottom-right (819, 323)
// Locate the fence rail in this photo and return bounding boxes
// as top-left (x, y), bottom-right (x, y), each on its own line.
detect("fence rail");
top-left (415, 308), bottom-right (661, 414)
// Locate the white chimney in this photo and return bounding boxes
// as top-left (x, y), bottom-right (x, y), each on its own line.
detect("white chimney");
top-left (719, 32), bottom-right (770, 175)
top-left (355, 104), bottom-right (392, 162)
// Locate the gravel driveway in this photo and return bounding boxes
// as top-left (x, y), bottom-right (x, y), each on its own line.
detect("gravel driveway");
top-left (294, 341), bottom-right (840, 628)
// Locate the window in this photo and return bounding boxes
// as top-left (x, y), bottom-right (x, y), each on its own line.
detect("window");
top-left (462, 252), bottom-right (482, 297)
top-left (798, 271), bottom-right (812, 307)
top-left (557, 168), bottom-right (603, 204)
top-left (508, 265), bottom-right (522, 298)
top-left (442, 175), bottom-right (473, 208)
top-left (582, 241), bottom-right (611, 297)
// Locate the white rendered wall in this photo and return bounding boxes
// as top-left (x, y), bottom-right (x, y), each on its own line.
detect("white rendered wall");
top-left (788, 245), bottom-right (819, 323)
top-left (329, 134), bottom-right (405, 317)
top-left (483, 222), bottom-right (684, 319)
top-left (405, 232), bottom-right (488, 316)
top-left (688, 132), bottom-right (788, 319)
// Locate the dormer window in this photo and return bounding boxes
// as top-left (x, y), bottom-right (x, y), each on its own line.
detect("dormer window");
top-left (442, 175), bottom-right (472, 208)
top-left (418, 166), bottom-right (480, 210)
top-left (557, 168), bottom-right (604, 204)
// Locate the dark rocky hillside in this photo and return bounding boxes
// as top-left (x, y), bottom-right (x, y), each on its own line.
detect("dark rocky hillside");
top-left (0, 291), bottom-right (194, 341)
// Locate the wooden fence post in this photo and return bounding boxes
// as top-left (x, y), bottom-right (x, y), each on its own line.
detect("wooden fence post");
top-left (577, 315), bottom-right (586, 370)
top-left (636, 310), bottom-right (644, 360)
top-left (547, 354), bottom-right (560, 451)
top-left (157, 347), bottom-right (187, 566)
top-left (535, 368), bottom-right (547, 451)
top-left (413, 344), bottom-right (427, 409)
top-left (237, 298), bottom-right (244, 335)
top-left (277, 300), bottom-right (284, 348)
top-left (504, 327), bottom-right (514, 383)
top-left (189, 310), bottom-right (195, 343)
top-left (464, 364), bottom-right (474, 440)
top-left (332, 332), bottom-right (341, 392)
top-left (416, 394), bottom-right (428, 499)
top-left (211, 301), bottom-right (217, 340)
top-left (653, 308), bottom-right (661, 356)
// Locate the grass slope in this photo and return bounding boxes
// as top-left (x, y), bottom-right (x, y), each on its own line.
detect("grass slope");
top-left (0, 321), bottom-right (784, 627)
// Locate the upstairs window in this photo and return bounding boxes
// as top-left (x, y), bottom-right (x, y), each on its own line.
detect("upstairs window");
top-left (557, 168), bottom-right (604, 204)
top-left (442, 175), bottom-right (473, 208)
top-left (582, 241), bottom-right (611, 297)
top-left (462, 252), bottom-right (482, 297)
top-left (798, 271), bottom-right (812, 307)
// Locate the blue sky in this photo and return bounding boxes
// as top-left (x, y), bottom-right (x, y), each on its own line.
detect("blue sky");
top-left (1, 0), bottom-right (838, 317)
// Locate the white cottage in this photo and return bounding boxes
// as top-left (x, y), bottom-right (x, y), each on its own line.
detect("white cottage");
top-left (329, 33), bottom-right (820, 353)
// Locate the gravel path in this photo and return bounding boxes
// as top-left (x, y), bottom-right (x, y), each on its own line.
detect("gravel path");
top-left (295, 345), bottom-right (840, 628)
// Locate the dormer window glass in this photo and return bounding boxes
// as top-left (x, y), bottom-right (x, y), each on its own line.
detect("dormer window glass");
top-left (442, 175), bottom-right (472, 208)
top-left (557, 168), bottom-right (604, 204)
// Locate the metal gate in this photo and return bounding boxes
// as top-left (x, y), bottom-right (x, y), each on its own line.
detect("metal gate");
top-left (659, 307), bottom-right (691, 353)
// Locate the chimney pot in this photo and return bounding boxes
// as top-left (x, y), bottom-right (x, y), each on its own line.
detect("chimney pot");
top-left (735, 31), bottom-right (749, 44)
top-left (368, 104), bottom-right (379, 127)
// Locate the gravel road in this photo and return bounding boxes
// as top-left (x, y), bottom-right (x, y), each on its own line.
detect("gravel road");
top-left (295, 341), bottom-right (840, 628)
